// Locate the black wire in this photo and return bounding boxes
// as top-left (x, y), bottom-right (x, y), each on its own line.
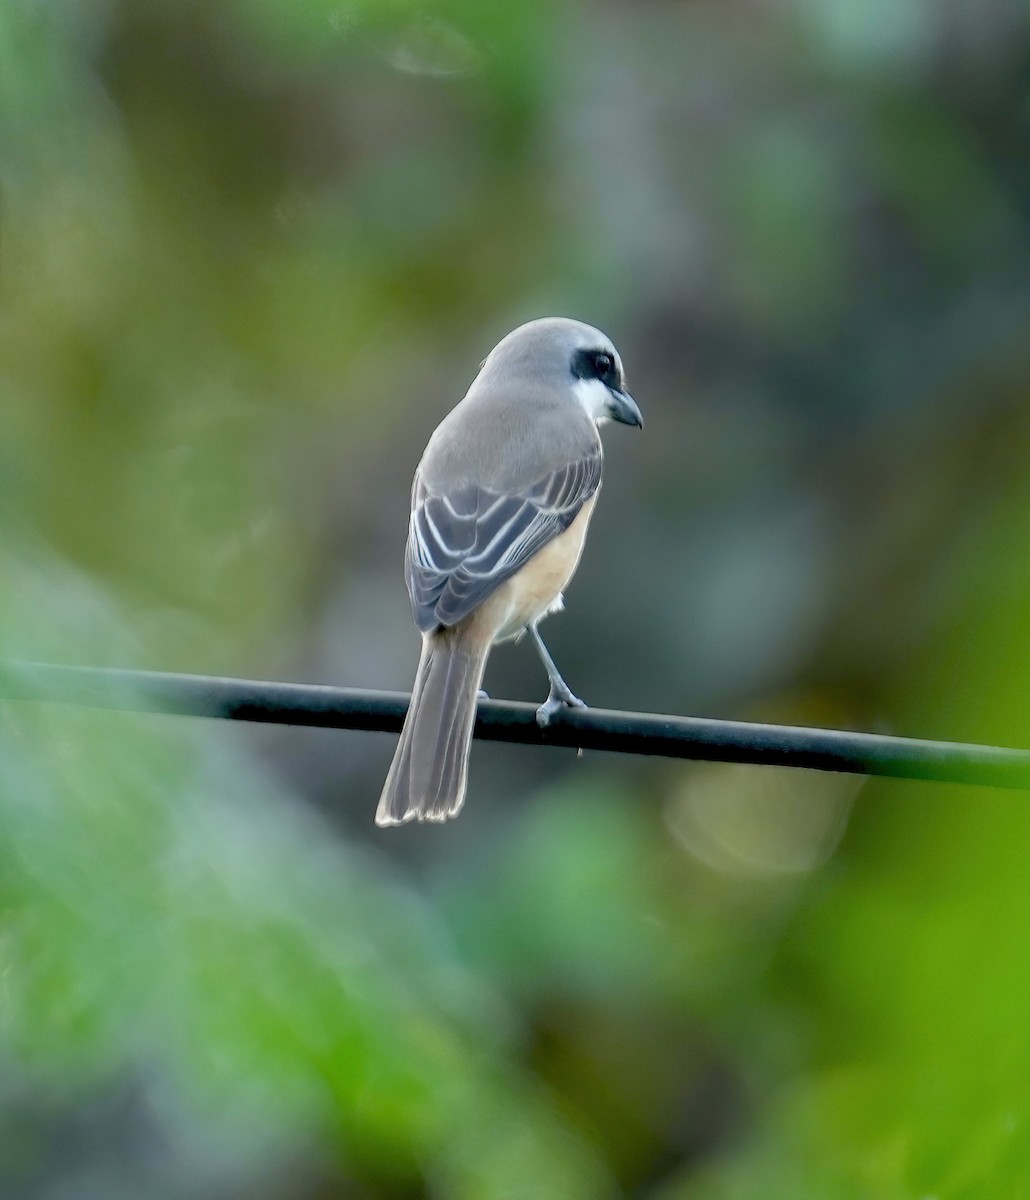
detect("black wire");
top-left (3, 661), bottom-right (1030, 789)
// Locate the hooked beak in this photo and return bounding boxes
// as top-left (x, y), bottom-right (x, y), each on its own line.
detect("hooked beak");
top-left (607, 388), bottom-right (643, 429)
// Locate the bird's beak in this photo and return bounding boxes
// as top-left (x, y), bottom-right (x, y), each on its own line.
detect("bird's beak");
top-left (607, 389), bottom-right (643, 429)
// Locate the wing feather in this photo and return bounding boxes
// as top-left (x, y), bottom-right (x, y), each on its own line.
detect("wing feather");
top-left (405, 448), bottom-right (602, 632)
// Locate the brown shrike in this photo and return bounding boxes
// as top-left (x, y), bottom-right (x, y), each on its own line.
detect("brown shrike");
top-left (376, 317), bottom-right (642, 826)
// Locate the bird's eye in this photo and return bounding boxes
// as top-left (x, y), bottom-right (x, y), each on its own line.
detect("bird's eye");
top-left (570, 346), bottom-right (618, 386)
top-left (593, 352), bottom-right (614, 381)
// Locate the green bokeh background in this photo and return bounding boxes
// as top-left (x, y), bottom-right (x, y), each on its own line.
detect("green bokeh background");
top-left (2, 1), bottom-right (1030, 1196)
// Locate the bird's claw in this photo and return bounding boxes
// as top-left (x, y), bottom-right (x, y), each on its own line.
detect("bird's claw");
top-left (535, 683), bottom-right (586, 728)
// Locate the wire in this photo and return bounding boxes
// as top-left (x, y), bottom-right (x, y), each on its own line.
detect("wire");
top-left (3, 661), bottom-right (1030, 790)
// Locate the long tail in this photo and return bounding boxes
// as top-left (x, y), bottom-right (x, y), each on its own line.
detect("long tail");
top-left (375, 624), bottom-right (490, 826)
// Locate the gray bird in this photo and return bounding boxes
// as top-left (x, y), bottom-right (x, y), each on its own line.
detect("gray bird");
top-left (376, 317), bottom-right (642, 826)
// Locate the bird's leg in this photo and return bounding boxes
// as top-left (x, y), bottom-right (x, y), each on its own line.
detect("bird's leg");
top-left (528, 624), bottom-right (586, 727)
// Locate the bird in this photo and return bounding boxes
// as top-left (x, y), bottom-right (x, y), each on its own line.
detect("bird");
top-left (375, 317), bottom-right (642, 826)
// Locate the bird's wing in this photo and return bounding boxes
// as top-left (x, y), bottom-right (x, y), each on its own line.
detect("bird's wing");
top-left (405, 446), bottom-right (602, 632)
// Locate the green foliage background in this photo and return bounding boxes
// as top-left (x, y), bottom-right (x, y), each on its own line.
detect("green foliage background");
top-left (2, 1), bottom-right (1030, 1196)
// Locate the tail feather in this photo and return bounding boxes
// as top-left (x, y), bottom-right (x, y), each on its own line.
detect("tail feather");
top-left (375, 626), bottom-right (489, 826)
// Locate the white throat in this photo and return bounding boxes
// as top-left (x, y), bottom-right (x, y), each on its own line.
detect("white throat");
top-left (572, 378), bottom-right (611, 425)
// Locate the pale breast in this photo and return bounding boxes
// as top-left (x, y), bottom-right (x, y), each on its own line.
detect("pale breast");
top-left (472, 494), bottom-right (598, 644)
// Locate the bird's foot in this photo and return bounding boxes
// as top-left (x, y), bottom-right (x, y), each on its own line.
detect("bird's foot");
top-left (535, 680), bottom-right (586, 728)
top-left (477, 688), bottom-right (490, 700)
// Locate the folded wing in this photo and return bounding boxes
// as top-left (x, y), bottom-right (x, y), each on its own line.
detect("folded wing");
top-left (405, 448), bottom-right (602, 632)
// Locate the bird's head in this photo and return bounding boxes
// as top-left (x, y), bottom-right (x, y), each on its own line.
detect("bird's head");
top-left (480, 316), bottom-right (643, 429)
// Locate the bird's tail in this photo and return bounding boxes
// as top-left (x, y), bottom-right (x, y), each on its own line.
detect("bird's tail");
top-left (375, 625), bottom-right (490, 826)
